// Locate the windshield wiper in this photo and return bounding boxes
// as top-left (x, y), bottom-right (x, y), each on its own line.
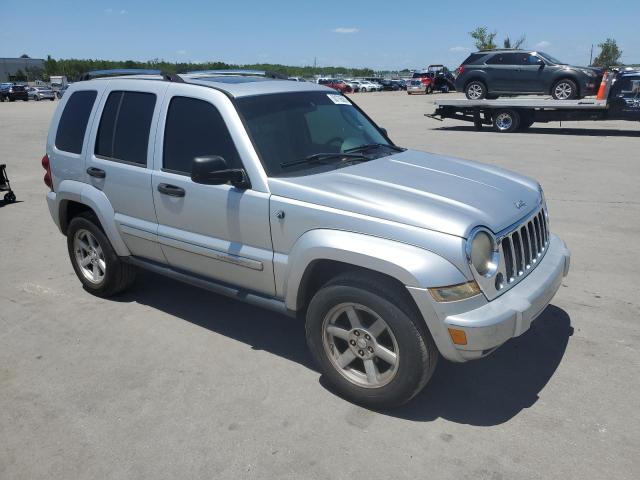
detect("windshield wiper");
top-left (343, 143), bottom-right (406, 153)
top-left (280, 152), bottom-right (368, 169)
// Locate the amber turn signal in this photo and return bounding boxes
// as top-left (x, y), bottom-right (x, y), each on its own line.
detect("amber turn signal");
top-left (448, 328), bottom-right (468, 345)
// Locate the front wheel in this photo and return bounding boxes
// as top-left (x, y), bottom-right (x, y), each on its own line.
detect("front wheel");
top-left (492, 109), bottom-right (521, 132)
top-left (552, 79), bottom-right (578, 100)
top-left (306, 273), bottom-right (438, 408)
top-left (3, 192), bottom-right (16, 203)
top-left (465, 80), bottom-right (487, 100)
top-left (67, 213), bottom-right (136, 297)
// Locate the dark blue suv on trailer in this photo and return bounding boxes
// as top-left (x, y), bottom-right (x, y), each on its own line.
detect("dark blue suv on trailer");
top-left (454, 50), bottom-right (602, 100)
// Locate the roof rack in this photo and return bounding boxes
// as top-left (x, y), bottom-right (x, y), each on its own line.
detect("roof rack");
top-left (184, 69), bottom-right (288, 80)
top-left (478, 48), bottom-right (525, 52)
top-left (78, 69), bottom-right (184, 83)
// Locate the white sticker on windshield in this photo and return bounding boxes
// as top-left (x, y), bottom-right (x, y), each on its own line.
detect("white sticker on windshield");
top-left (327, 94), bottom-right (352, 105)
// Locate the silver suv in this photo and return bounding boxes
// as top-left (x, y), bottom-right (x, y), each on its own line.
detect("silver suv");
top-left (43, 70), bottom-right (570, 407)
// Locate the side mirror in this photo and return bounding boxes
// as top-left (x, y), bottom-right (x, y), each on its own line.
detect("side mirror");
top-left (380, 127), bottom-right (388, 137)
top-left (191, 155), bottom-right (249, 188)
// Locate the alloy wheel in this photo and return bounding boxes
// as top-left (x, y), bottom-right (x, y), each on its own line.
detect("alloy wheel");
top-left (322, 302), bottom-right (399, 388)
top-left (554, 82), bottom-right (573, 99)
top-left (467, 83), bottom-right (484, 99)
top-left (73, 229), bottom-right (106, 284)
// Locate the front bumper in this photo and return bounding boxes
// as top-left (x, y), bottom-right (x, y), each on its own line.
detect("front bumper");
top-left (408, 233), bottom-right (570, 362)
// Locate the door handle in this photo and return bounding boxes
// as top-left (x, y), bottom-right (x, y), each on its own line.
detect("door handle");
top-left (86, 167), bottom-right (106, 179)
top-left (157, 183), bottom-right (186, 197)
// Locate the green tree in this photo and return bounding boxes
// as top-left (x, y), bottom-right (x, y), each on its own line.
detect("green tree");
top-left (593, 38), bottom-right (622, 68)
top-left (503, 35), bottom-right (526, 49)
top-left (469, 27), bottom-right (497, 50)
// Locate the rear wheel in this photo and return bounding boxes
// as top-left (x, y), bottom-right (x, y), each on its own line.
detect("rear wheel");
top-left (492, 109), bottom-right (521, 133)
top-left (552, 79), bottom-right (578, 100)
top-left (306, 272), bottom-right (438, 408)
top-left (465, 80), bottom-right (487, 100)
top-left (67, 212), bottom-right (136, 297)
top-left (3, 192), bottom-right (16, 203)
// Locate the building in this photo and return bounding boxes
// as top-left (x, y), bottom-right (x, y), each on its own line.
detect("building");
top-left (0, 57), bottom-right (46, 82)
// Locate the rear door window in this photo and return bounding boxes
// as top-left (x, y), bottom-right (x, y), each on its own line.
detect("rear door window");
top-left (55, 90), bottom-right (98, 154)
top-left (163, 96), bottom-right (241, 175)
top-left (95, 91), bottom-right (156, 166)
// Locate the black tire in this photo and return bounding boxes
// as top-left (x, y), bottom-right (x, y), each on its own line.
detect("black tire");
top-left (4, 192), bottom-right (16, 203)
top-left (465, 80), bottom-right (487, 100)
top-left (427, 85), bottom-right (433, 94)
top-left (551, 78), bottom-right (578, 100)
top-left (492, 109), bottom-right (521, 133)
top-left (66, 212), bottom-right (136, 297)
top-left (50, 98), bottom-right (55, 101)
top-left (305, 272), bottom-right (438, 408)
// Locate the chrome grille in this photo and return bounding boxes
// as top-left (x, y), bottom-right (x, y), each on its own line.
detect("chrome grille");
top-left (500, 208), bottom-right (549, 284)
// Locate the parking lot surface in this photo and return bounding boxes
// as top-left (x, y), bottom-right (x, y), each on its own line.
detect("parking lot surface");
top-left (1, 92), bottom-right (639, 479)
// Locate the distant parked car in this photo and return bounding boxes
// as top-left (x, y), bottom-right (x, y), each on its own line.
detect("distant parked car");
top-left (358, 81), bottom-right (382, 92)
top-left (379, 79), bottom-right (400, 91)
top-left (317, 78), bottom-right (352, 93)
top-left (344, 80), bottom-right (361, 92)
top-left (288, 77), bottom-right (306, 82)
top-left (0, 83), bottom-right (29, 102)
top-left (28, 86), bottom-right (56, 101)
top-left (454, 49), bottom-right (601, 100)
top-left (56, 84), bottom-right (69, 99)
top-left (407, 79), bottom-right (428, 94)
top-left (411, 72), bottom-right (435, 93)
top-left (411, 73), bottom-right (435, 93)
top-left (392, 79), bottom-right (407, 91)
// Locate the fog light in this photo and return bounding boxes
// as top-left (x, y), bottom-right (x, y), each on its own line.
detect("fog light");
top-left (429, 281), bottom-right (481, 302)
top-left (448, 328), bottom-right (467, 345)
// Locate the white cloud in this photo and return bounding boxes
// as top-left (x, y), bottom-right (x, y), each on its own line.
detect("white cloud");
top-left (177, 49), bottom-right (187, 55)
top-left (534, 41), bottom-right (551, 50)
top-left (119, 9), bottom-right (126, 14)
top-left (450, 46), bottom-right (470, 53)
top-left (333, 27), bottom-right (359, 34)
top-left (104, 8), bottom-right (113, 14)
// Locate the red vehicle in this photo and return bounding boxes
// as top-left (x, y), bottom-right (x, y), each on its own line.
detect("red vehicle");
top-left (317, 78), bottom-right (353, 93)
top-left (411, 72), bottom-right (434, 93)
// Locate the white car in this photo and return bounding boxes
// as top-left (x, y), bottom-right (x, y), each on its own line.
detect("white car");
top-left (358, 81), bottom-right (382, 92)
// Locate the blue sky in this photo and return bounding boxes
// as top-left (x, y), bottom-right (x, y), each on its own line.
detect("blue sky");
top-left (1, 0), bottom-right (638, 69)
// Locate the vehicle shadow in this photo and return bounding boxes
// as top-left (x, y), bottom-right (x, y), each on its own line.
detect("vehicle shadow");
top-left (379, 304), bottom-right (573, 425)
top-left (433, 125), bottom-right (640, 137)
top-left (115, 271), bottom-right (571, 426)
top-left (115, 270), bottom-right (315, 370)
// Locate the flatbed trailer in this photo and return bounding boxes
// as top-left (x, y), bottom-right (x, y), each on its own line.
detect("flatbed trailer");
top-left (427, 70), bottom-right (640, 132)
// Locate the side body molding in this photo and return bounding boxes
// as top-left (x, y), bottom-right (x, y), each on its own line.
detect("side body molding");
top-left (279, 229), bottom-right (468, 311)
top-left (49, 179), bottom-right (131, 256)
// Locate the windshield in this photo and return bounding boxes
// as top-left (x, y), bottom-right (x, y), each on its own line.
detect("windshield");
top-left (236, 91), bottom-right (391, 177)
top-left (538, 52), bottom-right (566, 65)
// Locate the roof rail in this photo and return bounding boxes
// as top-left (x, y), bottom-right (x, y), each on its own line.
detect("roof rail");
top-left (78, 69), bottom-right (184, 83)
top-left (79, 69), bottom-right (161, 81)
top-left (184, 69), bottom-right (288, 80)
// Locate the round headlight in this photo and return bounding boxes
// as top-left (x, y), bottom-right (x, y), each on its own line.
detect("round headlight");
top-left (469, 230), bottom-right (499, 277)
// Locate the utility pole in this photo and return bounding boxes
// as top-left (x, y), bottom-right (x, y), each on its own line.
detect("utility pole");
top-left (589, 44), bottom-right (594, 66)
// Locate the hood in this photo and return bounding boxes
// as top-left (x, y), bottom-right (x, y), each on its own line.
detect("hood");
top-left (268, 150), bottom-right (541, 238)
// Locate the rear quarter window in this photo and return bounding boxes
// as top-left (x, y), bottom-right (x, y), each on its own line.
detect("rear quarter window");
top-left (462, 53), bottom-right (487, 65)
top-left (55, 90), bottom-right (98, 154)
